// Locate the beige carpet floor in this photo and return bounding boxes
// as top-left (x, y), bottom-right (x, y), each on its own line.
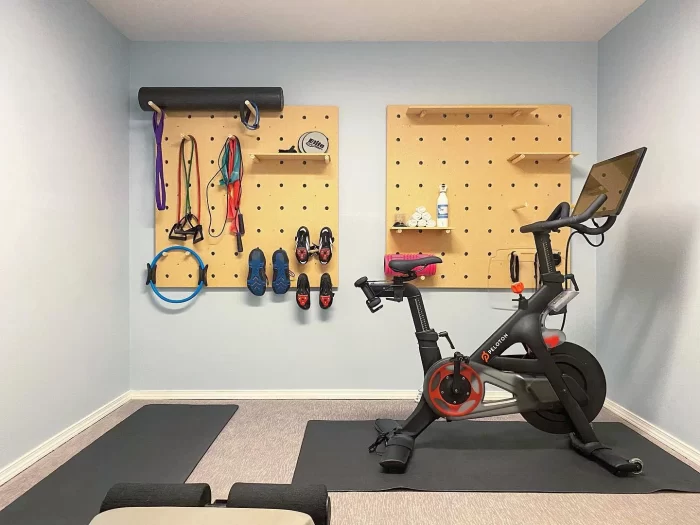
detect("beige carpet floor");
top-left (1, 399), bottom-right (699, 524)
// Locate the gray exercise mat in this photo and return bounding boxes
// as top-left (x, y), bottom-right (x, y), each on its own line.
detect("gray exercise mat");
top-left (292, 420), bottom-right (700, 493)
top-left (0, 404), bottom-right (238, 525)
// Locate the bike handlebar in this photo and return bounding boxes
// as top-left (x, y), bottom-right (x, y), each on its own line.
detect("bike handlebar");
top-left (354, 277), bottom-right (383, 312)
top-left (520, 194), bottom-right (609, 234)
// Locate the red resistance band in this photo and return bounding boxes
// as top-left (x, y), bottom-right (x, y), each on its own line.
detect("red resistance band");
top-left (225, 137), bottom-right (244, 235)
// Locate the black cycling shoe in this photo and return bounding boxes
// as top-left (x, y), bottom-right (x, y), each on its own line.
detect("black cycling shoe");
top-left (296, 273), bottom-right (311, 310)
top-left (295, 226), bottom-right (311, 264)
top-left (319, 273), bottom-right (334, 309)
top-left (318, 227), bottom-right (334, 265)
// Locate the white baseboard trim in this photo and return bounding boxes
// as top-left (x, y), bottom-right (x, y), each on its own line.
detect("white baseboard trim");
top-left (605, 398), bottom-right (700, 470)
top-left (0, 391), bottom-right (131, 487)
top-left (130, 389), bottom-right (515, 401)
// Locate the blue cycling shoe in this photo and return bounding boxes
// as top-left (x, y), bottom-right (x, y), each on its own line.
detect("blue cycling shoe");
top-left (247, 248), bottom-right (268, 296)
top-left (272, 248), bottom-right (292, 294)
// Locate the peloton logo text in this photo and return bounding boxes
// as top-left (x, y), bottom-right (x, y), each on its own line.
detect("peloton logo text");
top-left (482, 334), bottom-right (509, 362)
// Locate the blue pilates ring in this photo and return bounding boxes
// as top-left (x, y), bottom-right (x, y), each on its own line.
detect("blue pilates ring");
top-left (147, 246), bottom-right (207, 304)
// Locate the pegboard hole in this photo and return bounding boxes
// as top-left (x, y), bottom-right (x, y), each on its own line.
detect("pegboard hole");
top-left (234, 273), bottom-right (239, 278)
top-left (325, 206), bottom-right (329, 210)
top-left (464, 275), bottom-right (468, 279)
top-left (442, 137), bottom-right (447, 141)
top-left (465, 114), bottom-right (470, 119)
top-left (511, 137), bottom-right (516, 141)
top-left (488, 160), bottom-right (493, 164)
top-left (188, 274), bottom-right (192, 278)
top-left (396, 184), bottom-right (400, 188)
top-left (488, 252), bottom-right (492, 256)
top-left (280, 206), bottom-right (284, 210)
top-left (534, 206), bottom-right (539, 210)
top-left (303, 161), bottom-right (307, 165)
top-left (211, 160), bottom-right (215, 164)
top-left (511, 183), bottom-right (515, 187)
top-left (488, 114), bottom-right (493, 119)
top-left (211, 274), bottom-right (215, 278)
top-left (325, 183), bottom-right (329, 188)
top-left (210, 115), bottom-right (214, 119)
top-left (488, 229), bottom-right (492, 233)
top-left (465, 160), bottom-right (470, 164)
top-left (396, 206), bottom-right (400, 211)
top-left (303, 206), bottom-right (307, 210)
top-left (233, 115), bottom-right (238, 120)
top-left (165, 228), bottom-right (169, 232)
top-left (488, 137), bottom-right (493, 141)
top-left (465, 137), bottom-right (470, 141)
top-left (396, 161), bottom-right (400, 165)
top-left (165, 274), bottom-right (169, 278)
top-left (442, 160), bottom-right (446, 165)
top-left (488, 275), bottom-right (492, 279)
top-left (234, 252), bottom-right (239, 256)
top-left (557, 183), bottom-right (562, 187)
top-left (280, 183), bottom-right (284, 187)
top-left (464, 183), bottom-right (469, 188)
top-left (419, 161), bottom-right (424, 165)
top-left (558, 113), bottom-right (563, 118)
top-left (464, 228), bottom-right (469, 233)
top-left (325, 115), bottom-right (329, 119)
top-left (187, 115), bottom-right (192, 119)
top-left (280, 114), bottom-right (284, 119)
top-left (211, 183), bottom-right (215, 188)
top-left (511, 229), bottom-right (515, 233)
top-left (535, 114), bottom-right (539, 118)
top-left (279, 137), bottom-right (284, 141)
top-left (440, 252), bottom-right (445, 256)
top-left (464, 252), bottom-right (469, 256)
top-left (488, 183), bottom-right (492, 188)
top-left (210, 229), bottom-right (215, 233)
top-left (558, 137), bottom-right (562, 142)
top-left (165, 206), bottom-right (169, 210)
top-left (165, 183), bottom-right (169, 187)
top-left (256, 137), bottom-right (261, 141)
top-left (488, 206), bottom-right (492, 210)
top-left (257, 183), bottom-right (261, 188)
top-left (419, 137), bottom-right (424, 141)
top-left (396, 114), bottom-right (401, 118)
top-left (396, 138), bottom-right (400, 142)
top-left (535, 160), bottom-right (539, 165)
top-left (211, 251), bottom-right (216, 256)
top-left (210, 136), bottom-right (215, 141)
top-left (165, 160), bottom-right (169, 164)
top-left (257, 229), bottom-right (261, 233)
top-left (280, 161), bottom-right (284, 165)
top-left (165, 137), bottom-right (169, 141)
top-left (441, 275), bottom-right (445, 279)
top-left (257, 206), bottom-right (261, 210)
top-left (211, 206), bottom-right (215, 210)
top-left (303, 183), bottom-right (307, 188)
top-left (465, 206), bottom-right (469, 211)
top-left (534, 183), bottom-right (539, 187)
top-left (535, 137), bottom-right (539, 141)
top-left (303, 115), bottom-right (307, 119)
top-left (442, 113), bottom-right (447, 118)
top-left (419, 183), bottom-right (423, 188)
top-left (280, 229), bottom-right (284, 233)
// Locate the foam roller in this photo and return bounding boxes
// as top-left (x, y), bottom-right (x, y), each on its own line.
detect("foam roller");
top-left (138, 87), bottom-right (284, 112)
top-left (227, 483), bottom-right (330, 525)
top-left (100, 483), bottom-right (211, 512)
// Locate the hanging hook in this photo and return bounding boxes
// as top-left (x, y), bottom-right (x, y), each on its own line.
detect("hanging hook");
top-left (148, 101), bottom-right (163, 115)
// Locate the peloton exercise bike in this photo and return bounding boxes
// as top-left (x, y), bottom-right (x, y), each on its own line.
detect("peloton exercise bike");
top-left (354, 148), bottom-right (647, 477)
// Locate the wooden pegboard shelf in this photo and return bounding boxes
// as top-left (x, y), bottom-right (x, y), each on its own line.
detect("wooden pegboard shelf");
top-left (508, 152), bottom-right (579, 164)
top-left (406, 105), bottom-right (538, 118)
top-left (250, 153), bottom-right (331, 164)
top-left (391, 227), bottom-right (452, 233)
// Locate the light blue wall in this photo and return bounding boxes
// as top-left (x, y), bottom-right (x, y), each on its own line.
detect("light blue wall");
top-left (0, 1), bottom-right (130, 471)
top-left (598, 0), bottom-right (700, 449)
top-left (129, 42), bottom-right (598, 390)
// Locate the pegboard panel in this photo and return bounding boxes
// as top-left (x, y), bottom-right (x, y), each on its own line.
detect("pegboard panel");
top-left (154, 106), bottom-right (338, 288)
top-left (386, 105), bottom-right (572, 288)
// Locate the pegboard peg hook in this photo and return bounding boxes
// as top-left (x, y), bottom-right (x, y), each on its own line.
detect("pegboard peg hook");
top-left (180, 133), bottom-right (191, 142)
top-left (512, 202), bottom-right (528, 211)
top-left (558, 154), bottom-right (575, 163)
top-left (324, 155), bottom-right (331, 164)
top-left (420, 276), bottom-right (426, 281)
top-left (445, 229), bottom-right (451, 234)
top-left (419, 110), bottom-right (427, 118)
top-left (250, 154), bottom-right (260, 163)
top-left (512, 110), bottom-right (522, 118)
top-left (147, 101), bottom-right (163, 115)
top-left (244, 100), bottom-right (257, 120)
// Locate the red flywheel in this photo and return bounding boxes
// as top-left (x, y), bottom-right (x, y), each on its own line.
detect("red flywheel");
top-left (423, 358), bottom-right (484, 418)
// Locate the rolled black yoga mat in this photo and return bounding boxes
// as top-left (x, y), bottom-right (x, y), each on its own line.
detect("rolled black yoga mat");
top-left (292, 420), bottom-right (700, 493)
top-left (0, 404), bottom-right (238, 525)
top-left (138, 87), bottom-right (284, 112)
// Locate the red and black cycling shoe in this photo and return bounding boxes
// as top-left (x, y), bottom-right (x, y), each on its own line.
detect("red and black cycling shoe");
top-left (296, 272), bottom-right (311, 310)
top-left (295, 226), bottom-right (311, 264)
top-left (318, 227), bottom-right (334, 265)
top-left (319, 273), bottom-right (334, 309)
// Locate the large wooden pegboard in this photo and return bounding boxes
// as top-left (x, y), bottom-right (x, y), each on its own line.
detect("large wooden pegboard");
top-left (154, 106), bottom-right (338, 288)
top-left (386, 105), bottom-right (573, 288)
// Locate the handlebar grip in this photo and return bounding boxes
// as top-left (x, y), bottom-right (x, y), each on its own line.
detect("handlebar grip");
top-left (354, 277), bottom-right (383, 312)
top-left (521, 195), bottom-right (608, 233)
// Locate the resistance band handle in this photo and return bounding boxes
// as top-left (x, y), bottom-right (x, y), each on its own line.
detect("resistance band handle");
top-left (236, 234), bottom-right (244, 254)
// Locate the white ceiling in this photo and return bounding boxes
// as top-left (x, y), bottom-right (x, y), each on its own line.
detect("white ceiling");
top-left (88, 0), bottom-right (645, 42)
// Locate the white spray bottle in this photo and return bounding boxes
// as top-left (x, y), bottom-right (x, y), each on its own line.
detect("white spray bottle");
top-left (437, 184), bottom-right (449, 227)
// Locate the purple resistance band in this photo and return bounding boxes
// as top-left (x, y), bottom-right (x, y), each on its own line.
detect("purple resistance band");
top-left (153, 111), bottom-right (166, 210)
